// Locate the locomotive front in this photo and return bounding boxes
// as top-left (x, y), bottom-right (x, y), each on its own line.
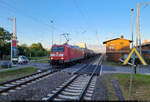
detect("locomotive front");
top-left (50, 45), bottom-right (65, 65)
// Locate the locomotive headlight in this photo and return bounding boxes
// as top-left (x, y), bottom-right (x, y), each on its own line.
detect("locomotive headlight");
top-left (61, 57), bottom-right (64, 59)
top-left (59, 54), bottom-right (64, 56)
top-left (50, 54), bottom-right (55, 56)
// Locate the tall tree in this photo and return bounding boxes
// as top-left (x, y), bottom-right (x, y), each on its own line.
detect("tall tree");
top-left (29, 43), bottom-right (47, 57)
top-left (0, 27), bottom-right (12, 59)
top-left (18, 44), bottom-right (29, 57)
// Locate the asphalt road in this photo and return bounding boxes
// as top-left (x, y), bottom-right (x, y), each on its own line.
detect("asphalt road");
top-left (0, 61), bottom-right (51, 72)
top-left (1, 59), bottom-right (150, 75)
top-left (102, 64), bottom-right (150, 75)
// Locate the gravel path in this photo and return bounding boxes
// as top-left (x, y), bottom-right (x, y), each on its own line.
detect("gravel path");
top-left (92, 75), bottom-right (108, 100)
top-left (0, 71), bottom-right (72, 101)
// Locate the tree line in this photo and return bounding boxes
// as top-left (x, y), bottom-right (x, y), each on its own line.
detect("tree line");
top-left (18, 43), bottom-right (48, 58)
top-left (0, 27), bottom-right (49, 60)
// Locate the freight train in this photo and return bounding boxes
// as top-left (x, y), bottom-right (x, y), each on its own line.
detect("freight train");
top-left (49, 44), bottom-right (95, 65)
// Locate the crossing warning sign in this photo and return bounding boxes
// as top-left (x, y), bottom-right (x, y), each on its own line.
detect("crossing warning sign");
top-left (123, 47), bottom-right (147, 65)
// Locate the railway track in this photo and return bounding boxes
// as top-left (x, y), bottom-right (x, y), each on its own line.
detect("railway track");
top-left (60, 55), bottom-right (101, 75)
top-left (0, 68), bottom-right (63, 95)
top-left (0, 56), bottom-right (99, 96)
top-left (42, 55), bottom-right (103, 101)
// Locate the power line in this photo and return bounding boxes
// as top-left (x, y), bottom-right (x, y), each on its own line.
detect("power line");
top-left (73, 0), bottom-right (89, 29)
top-left (0, 0), bottom-right (64, 33)
top-left (73, 0), bottom-right (100, 45)
top-left (0, 0), bottom-right (66, 46)
top-left (95, 30), bottom-right (100, 44)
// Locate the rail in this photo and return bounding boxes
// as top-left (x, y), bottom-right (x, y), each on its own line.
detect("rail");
top-left (44, 55), bottom-right (103, 101)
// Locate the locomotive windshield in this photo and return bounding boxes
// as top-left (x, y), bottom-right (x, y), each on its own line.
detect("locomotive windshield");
top-left (51, 46), bottom-right (64, 52)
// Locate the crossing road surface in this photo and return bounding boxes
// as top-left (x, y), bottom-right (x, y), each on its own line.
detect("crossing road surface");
top-left (102, 65), bottom-right (150, 75)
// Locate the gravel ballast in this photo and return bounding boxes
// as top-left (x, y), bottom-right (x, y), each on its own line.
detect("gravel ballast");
top-left (0, 71), bottom-right (72, 101)
top-left (92, 74), bottom-right (108, 100)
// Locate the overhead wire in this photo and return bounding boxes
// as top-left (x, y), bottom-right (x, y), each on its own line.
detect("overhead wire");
top-left (0, 0), bottom-right (64, 33)
top-left (0, 0), bottom-right (65, 46)
top-left (72, 0), bottom-right (90, 44)
top-left (73, 0), bottom-right (100, 45)
top-left (73, 0), bottom-right (90, 29)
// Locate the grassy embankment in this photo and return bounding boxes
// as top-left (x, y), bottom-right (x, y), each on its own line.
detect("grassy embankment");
top-left (115, 74), bottom-right (150, 100)
top-left (105, 74), bottom-right (150, 100)
top-left (105, 61), bottom-right (123, 66)
top-left (29, 56), bottom-right (48, 60)
top-left (33, 60), bottom-right (48, 63)
top-left (30, 56), bottom-right (49, 63)
top-left (0, 67), bottom-right (36, 83)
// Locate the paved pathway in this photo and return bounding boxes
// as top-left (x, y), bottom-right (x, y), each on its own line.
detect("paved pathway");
top-left (102, 65), bottom-right (150, 75)
top-left (0, 61), bottom-right (51, 72)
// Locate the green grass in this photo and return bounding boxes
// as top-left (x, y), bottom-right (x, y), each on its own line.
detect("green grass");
top-left (114, 74), bottom-right (150, 100)
top-left (105, 75), bottom-right (118, 100)
top-left (0, 65), bottom-right (16, 69)
top-left (33, 60), bottom-right (48, 63)
top-left (29, 56), bottom-right (48, 60)
top-left (105, 61), bottom-right (123, 66)
top-left (0, 67), bottom-right (36, 83)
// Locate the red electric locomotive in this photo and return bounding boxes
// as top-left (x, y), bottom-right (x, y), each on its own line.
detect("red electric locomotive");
top-left (50, 44), bottom-right (84, 65)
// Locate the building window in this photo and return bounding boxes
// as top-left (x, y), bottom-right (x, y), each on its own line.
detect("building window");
top-left (109, 44), bottom-right (114, 51)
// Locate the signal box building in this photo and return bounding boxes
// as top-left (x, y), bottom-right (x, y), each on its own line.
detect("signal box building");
top-left (103, 35), bottom-right (132, 62)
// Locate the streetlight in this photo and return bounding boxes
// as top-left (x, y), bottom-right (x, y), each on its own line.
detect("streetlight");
top-left (128, 8), bottom-right (135, 100)
top-left (51, 20), bottom-right (54, 46)
top-left (131, 8), bottom-right (134, 48)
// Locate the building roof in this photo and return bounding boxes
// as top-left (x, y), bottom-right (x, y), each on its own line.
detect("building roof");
top-left (103, 38), bottom-right (132, 44)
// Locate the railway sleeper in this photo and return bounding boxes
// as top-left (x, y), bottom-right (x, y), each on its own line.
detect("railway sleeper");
top-left (69, 84), bottom-right (85, 87)
top-left (64, 88), bottom-right (82, 93)
top-left (4, 84), bottom-right (16, 87)
top-left (57, 94), bottom-right (79, 100)
top-left (67, 86), bottom-right (84, 90)
top-left (61, 91), bottom-right (81, 96)
top-left (84, 96), bottom-right (92, 100)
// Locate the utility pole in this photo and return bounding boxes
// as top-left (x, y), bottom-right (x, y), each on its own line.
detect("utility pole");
top-left (51, 20), bottom-right (54, 46)
top-left (137, 3), bottom-right (142, 55)
top-left (137, 2), bottom-right (149, 54)
top-left (128, 8), bottom-right (135, 100)
top-left (136, 4), bottom-right (139, 48)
